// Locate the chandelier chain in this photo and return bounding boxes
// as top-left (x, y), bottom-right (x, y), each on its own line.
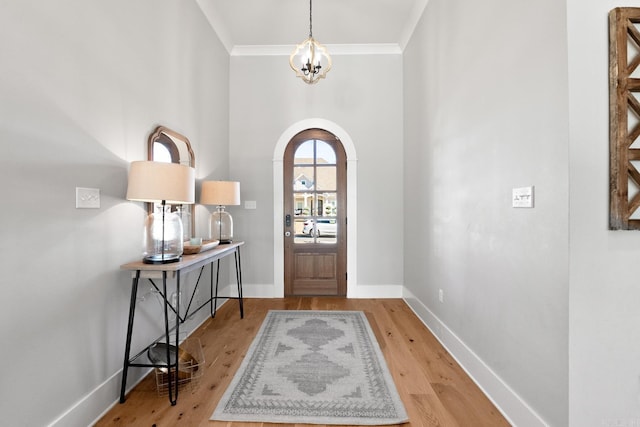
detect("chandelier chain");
top-left (309, 0), bottom-right (313, 38)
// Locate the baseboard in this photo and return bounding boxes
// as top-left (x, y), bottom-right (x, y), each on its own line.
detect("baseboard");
top-left (348, 283), bottom-right (404, 298)
top-left (47, 367), bottom-right (139, 427)
top-left (402, 288), bottom-right (548, 427)
top-left (240, 283), bottom-right (280, 298)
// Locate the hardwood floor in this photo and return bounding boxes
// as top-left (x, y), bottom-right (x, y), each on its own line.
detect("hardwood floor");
top-left (95, 298), bottom-right (510, 427)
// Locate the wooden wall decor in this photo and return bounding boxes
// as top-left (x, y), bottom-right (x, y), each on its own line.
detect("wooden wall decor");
top-left (610, 8), bottom-right (640, 229)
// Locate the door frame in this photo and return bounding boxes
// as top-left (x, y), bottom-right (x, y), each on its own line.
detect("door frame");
top-left (273, 118), bottom-right (358, 298)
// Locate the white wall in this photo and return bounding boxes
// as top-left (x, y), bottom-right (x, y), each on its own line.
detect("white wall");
top-left (568, 0), bottom-right (640, 425)
top-left (403, 0), bottom-right (569, 425)
top-left (228, 52), bottom-right (404, 295)
top-left (0, 1), bottom-right (229, 425)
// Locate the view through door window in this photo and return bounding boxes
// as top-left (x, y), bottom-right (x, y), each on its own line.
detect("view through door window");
top-left (293, 139), bottom-right (338, 244)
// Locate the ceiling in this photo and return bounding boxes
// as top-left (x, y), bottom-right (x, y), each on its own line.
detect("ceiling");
top-left (195, 0), bottom-right (428, 54)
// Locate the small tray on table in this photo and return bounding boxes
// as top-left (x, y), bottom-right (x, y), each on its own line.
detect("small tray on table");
top-left (183, 239), bottom-right (219, 255)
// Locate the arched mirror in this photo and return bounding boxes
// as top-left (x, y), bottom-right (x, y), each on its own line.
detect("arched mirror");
top-left (147, 126), bottom-right (195, 240)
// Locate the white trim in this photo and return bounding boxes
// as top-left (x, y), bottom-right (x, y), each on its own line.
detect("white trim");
top-left (231, 43), bottom-right (402, 57)
top-left (345, 158), bottom-right (358, 298)
top-left (273, 118), bottom-right (358, 298)
top-left (216, 283), bottom-right (280, 299)
top-left (402, 287), bottom-right (549, 427)
top-left (48, 368), bottom-right (142, 427)
top-left (349, 284), bottom-right (404, 299)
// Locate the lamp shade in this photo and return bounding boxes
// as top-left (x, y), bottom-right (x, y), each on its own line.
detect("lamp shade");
top-left (126, 161), bottom-right (195, 204)
top-left (200, 181), bottom-right (240, 206)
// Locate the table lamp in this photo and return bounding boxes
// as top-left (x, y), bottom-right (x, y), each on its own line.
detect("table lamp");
top-left (200, 181), bottom-right (240, 244)
top-left (126, 161), bottom-right (195, 263)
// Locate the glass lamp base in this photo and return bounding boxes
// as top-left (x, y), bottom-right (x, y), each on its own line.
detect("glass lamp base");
top-left (210, 206), bottom-right (233, 244)
top-left (142, 206), bottom-right (184, 264)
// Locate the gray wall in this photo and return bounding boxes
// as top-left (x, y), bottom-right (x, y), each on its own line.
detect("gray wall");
top-left (0, 1), bottom-right (229, 425)
top-left (402, 0), bottom-right (569, 425)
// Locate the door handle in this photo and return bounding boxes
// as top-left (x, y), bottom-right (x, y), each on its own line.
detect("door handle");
top-left (285, 214), bottom-right (291, 227)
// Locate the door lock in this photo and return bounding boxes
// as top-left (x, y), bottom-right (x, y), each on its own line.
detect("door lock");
top-left (285, 231), bottom-right (291, 237)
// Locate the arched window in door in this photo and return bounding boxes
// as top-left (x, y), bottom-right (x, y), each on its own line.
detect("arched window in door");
top-left (292, 138), bottom-right (339, 244)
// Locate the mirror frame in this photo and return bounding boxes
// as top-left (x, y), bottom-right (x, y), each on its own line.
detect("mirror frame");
top-left (147, 125), bottom-right (196, 238)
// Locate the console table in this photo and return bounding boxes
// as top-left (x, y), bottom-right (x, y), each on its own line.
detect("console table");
top-left (119, 241), bottom-right (244, 405)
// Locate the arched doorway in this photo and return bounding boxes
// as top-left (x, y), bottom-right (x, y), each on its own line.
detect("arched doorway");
top-left (273, 119), bottom-right (358, 297)
top-left (283, 129), bottom-right (346, 296)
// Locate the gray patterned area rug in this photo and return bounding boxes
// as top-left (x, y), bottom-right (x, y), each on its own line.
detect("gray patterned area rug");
top-left (211, 310), bottom-right (408, 425)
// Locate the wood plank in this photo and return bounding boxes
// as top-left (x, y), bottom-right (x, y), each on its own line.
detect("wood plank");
top-left (95, 298), bottom-right (511, 427)
top-left (628, 148), bottom-right (640, 160)
top-left (627, 20), bottom-right (640, 60)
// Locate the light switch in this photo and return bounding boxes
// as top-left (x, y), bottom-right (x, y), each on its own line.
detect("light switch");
top-left (76, 187), bottom-right (100, 209)
top-left (244, 200), bottom-right (257, 210)
top-left (512, 186), bottom-right (534, 208)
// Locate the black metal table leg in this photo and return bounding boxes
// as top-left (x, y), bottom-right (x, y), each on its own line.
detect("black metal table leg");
top-left (119, 270), bottom-right (140, 403)
top-left (234, 248), bottom-right (244, 318)
top-left (161, 272), bottom-right (177, 406)
top-left (213, 259), bottom-right (221, 318)
top-left (174, 272), bottom-right (181, 403)
top-left (210, 262), bottom-right (215, 317)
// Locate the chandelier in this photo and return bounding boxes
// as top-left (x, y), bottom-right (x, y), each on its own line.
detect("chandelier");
top-left (289, 0), bottom-right (332, 84)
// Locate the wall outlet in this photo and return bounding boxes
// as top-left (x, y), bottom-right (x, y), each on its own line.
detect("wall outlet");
top-left (244, 200), bottom-right (257, 209)
top-left (438, 289), bottom-right (444, 303)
